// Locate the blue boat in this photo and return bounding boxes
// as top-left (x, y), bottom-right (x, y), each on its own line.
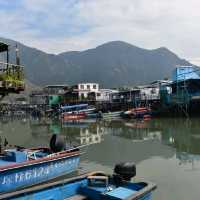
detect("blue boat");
top-left (1, 162), bottom-right (156, 200)
top-left (60, 104), bottom-right (96, 115)
top-left (0, 135), bottom-right (80, 193)
top-left (86, 112), bottom-right (101, 119)
top-left (102, 111), bottom-right (123, 120)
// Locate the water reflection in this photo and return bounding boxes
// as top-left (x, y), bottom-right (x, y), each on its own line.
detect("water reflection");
top-left (109, 120), bottom-right (162, 141)
top-left (78, 120), bottom-right (173, 168)
top-left (158, 118), bottom-right (200, 169)
top-left (1, 117), bottom-right (200, 163)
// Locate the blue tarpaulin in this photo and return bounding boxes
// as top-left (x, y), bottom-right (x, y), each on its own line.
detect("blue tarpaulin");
top-left (172, 66), bottom-right (200, 82)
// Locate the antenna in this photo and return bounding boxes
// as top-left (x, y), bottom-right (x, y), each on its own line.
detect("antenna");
top-left (15, 44), bottom-right (20, 65)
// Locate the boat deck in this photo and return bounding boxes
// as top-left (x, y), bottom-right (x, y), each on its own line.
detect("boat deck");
top-left (0, 158), bottom-right (15, 166)
top-left (0, 149), bottom-right (50, 169)
top-left (66, 195), bottom-right (88, 200)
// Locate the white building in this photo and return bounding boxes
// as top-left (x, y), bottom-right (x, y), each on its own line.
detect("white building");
top-left (136, 80), bottom-right (172, 100)
top-left (137, 85), bottom-right (160, 100)
top-left (75, 83), bottom-right (99, 99)
top-left (95, 89), bottom-right (119, 101)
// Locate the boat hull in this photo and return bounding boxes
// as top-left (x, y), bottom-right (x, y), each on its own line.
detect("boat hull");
top-left (62, 113), bottom-right (86, 121)
top-left (1, 172), bottom-right (156, 200)
top-left (102, 111), bottom-right (123, 119)
top-left (123, 107), bottom-right (152, 119)
top-left (0, 153), bottom-right (80, 193)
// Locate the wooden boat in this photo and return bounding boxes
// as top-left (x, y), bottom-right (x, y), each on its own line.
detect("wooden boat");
top-left (0, 162), bottom-right (156, 200)
top-left (86, 112), bottom-right (101, 119)
top-left (123, 107), bottom-right (152, 119)
top-left (60, 104), bottom-right (96, 115)
top-left (60, 104), bottom-right (96, 121)
top-left (62, 112), bottom-right (86, 121)
top-left (0, 135), bottom-right (80, 193)
top-left (102, 111), bottom-right (123, 120)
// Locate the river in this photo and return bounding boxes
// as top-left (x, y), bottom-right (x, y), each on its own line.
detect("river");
top-left (0, 117), bottom-right (200, 200)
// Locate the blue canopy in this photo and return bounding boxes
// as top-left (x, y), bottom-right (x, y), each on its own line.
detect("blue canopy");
top-left (172, 66), bottom-right (200, 82)
top-left (60, 104), bottom-right (88, 111)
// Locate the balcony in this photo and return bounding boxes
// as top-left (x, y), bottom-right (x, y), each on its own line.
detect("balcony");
top-left (0, 61), bottom-right (25, 94)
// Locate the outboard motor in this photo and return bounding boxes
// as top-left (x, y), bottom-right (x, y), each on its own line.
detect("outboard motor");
top-left (114, 162), bottom-right (136, 182)
top-left (50, 134), bottom-right (66, 153)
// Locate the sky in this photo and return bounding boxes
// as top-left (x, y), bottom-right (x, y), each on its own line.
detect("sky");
top-left (0, 0), bottom-right (200, 64)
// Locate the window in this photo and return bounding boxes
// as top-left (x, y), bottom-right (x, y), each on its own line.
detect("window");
top-left (87, 85), bottom-right (90, 90)
top-left (80, 85), bottom-right (84, 89)
top-left (93, 84), bottom-right (96, 89)
top-left (151, 88), bottom-right (156, 94)
top-left (81, 93), bottom-right (84, 99)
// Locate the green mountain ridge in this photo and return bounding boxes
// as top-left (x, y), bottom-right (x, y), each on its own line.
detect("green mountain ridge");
top-left (0, 38), bottom-right (192, 87)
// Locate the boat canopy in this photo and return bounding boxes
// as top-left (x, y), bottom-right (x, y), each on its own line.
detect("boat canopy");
top-left (60, 104), bottom-right (88, 111)
top-left (0, 42), bottom-right (8, 52)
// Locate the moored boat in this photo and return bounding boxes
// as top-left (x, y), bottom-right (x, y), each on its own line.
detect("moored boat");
top-left (60, 104), bottom-right (96, 121)
top-left (86, 112), bottom-right (102, 119)
top-left (1, 162), bottom-right (156, 200)
top-left (0, 135), bottom-right (80, 193)
top-left (62, 112), bottom-right (86, 121)
top-left (102, 111), bottom-right (123, 120)
top-left (123, 107), bottom-right (152, 119)
top-left (60, 104), bottom-right (96, 115)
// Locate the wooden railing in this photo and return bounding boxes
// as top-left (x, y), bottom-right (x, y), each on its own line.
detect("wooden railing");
top-left (0, 61), bottom-right (25, 93)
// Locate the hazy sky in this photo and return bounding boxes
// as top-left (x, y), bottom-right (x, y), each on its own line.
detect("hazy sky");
top-left (0, 0), bottom-right (200, 63)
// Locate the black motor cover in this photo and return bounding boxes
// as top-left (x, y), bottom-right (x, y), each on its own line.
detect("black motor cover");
top-left (114, 162), bottom-right (136, 181)
top-left (50, 134), bottom-right (66, 153)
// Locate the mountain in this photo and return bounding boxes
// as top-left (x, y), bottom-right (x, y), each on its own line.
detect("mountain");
top-left (0, 38), bottom-right (72, 86)
top-left (59, 41), bottom-right (191, 87)
top-left (0, 38), bottom-right (192, 87)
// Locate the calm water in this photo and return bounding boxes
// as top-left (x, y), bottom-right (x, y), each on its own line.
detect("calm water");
top-left (0, 117), bottom-right (200, 199)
